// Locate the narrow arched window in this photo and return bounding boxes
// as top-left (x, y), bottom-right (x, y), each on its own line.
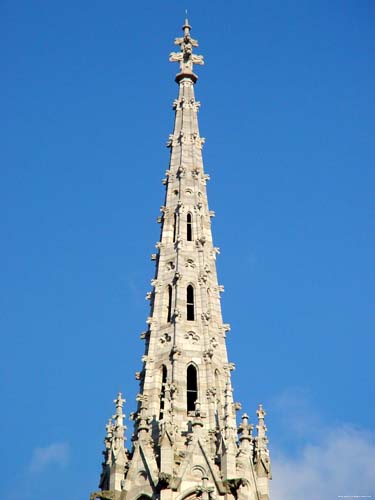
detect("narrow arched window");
top-left (187, 212), bottom-right (192, 241)
top-left (159, 365), bottom-right (167, 420)
top-left (187, 364), bottom-right (198, 413)
top-left (173, 213), bottom-right (177, 242)
top-left (186, 285), bottom-right (195, 321)
top-left (167, 285), bottom-right (172, 322)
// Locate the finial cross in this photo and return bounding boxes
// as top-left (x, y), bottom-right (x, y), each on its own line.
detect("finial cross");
top-left (169, 19), bottom-right (204, 75)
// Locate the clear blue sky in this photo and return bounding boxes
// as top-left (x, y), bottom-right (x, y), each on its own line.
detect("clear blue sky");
top-left (1, 1), bottom-right (374, 499)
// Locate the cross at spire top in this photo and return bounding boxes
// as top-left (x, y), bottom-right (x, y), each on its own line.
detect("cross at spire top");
top-left (169, 17), bottom-right (204, 83)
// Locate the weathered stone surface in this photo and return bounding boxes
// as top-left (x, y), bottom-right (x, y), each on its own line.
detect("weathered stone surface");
top-left (91, 17), bottom-right (271, 500)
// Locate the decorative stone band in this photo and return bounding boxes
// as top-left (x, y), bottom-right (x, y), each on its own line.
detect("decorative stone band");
top-left (175, 71), bottom-right (199, 84)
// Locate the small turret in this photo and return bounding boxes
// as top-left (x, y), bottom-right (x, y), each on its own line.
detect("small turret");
top-left (221, 380), bottom-right (237, 480)
top-left (238, 413), bottom-right (254, 456)
top-left (100, 393), bottom-right (129, 493)
top-left (255, 404), bottom-right (272, 479)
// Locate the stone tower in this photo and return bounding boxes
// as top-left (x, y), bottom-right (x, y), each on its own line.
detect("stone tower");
top-left (90, 18), bottom-right (271, 500)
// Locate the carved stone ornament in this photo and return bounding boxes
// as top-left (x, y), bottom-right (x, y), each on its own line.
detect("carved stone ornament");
top-left (192, 166), bottom-right (200, 179)
top-left (206, 387), bottom-right (217, 399)
top-left (159, 333), bottom-right (172, 344)
top-left (210, 337), bottom-right (218, 349)
top-left (177, 166), bottom-right (185, 178)
top-left (184, 330), bottom-right (200, 343)
top-left (91, 19), bottom-right (272, 500)
top-left (201, 311), bottom-right (211, 323)
top-left (167, 260), bottom-right (175, 270)
top-left (203, 349), bottom-right (214, 362)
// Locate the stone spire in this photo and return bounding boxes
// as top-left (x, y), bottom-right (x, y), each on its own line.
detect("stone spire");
top-left (254, 404), bottom-right (272, 480)
top-left (97, 393), bottom-right (128, 495)
top-left (91, 18), bottom-right (272, 500)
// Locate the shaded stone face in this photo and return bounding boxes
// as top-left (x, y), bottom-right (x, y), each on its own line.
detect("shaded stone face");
top-left (92, 19), bottom-right (271, 500)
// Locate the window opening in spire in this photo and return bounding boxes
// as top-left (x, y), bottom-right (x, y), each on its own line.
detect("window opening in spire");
top-left (187, 212), bottom-right (193, 241)
top-left (159, 365), bottom-right (167, 420)
top-left (187, 364), bottom-right (198, 413)
top-left (167, 285), bottom-right (172, 322)
top-left (186, 285), bottom-right (195, 321)
top-left (173, 213), bottom-right (177, 242)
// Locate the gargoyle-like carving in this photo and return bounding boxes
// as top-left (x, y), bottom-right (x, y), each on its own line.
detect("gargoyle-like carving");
top-left (198, 272), bottom-right (208, 284)
top-left (178, 130), bottom-right (185, 145)
top-left (192, 166), bottom-right (200, 179)
top-left (196, 137), bottom-right (206, 149)
top-left (203, 348), bottom-right (214, 362)
top-left (177, 166), bottom-right (185, 178)
top-left (210, 337), bottom-right (218, 349)
top-left (233, 402), bottom-right (242, 412)
top-left (170, 345), bottom-right (182, 359)
top-left (173, 308), bottom-right (181, 322)
top-left (206, 387), bottom-right (216, 399)
top-left (141, 355), bottom-right (153, 364)
top-left (196, 235), bottom-right (206, 248)
top-left (175, 235), bottom-right (182, 249)
top-left (201, 311), bottom-right (211, 323)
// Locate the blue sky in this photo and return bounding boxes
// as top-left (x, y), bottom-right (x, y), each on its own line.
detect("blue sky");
top-left (1, 1), bottom-right (374, 499)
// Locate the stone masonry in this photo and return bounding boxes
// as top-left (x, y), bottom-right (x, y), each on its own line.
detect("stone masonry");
top-left (90, 18), bottom-right (272, 500)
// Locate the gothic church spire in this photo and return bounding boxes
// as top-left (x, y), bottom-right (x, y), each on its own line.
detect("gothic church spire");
top-left (91, 19), bottom-right (272, 500)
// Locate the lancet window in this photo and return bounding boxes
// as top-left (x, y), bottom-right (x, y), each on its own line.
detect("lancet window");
top-left (187, 212), bottom-right (193, 241)
top-left (159, 365), bottom-right (167, 420)
top-left (187, 364), bottom-right (198, 413)
top-left (167, 285), bottom-right (172, 322)
top-left (173, 213), bottom-right (177, 242)
top-left (186, 285), bottom-right (195, 321)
